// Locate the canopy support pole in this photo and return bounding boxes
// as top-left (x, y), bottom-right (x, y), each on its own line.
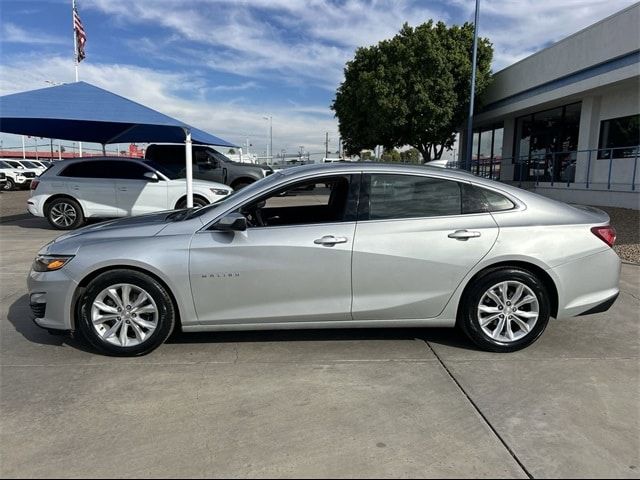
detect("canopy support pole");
top-left (184, 129), bottom-right (193, 208)
top-left (102, 144), bottom-right (106, 155)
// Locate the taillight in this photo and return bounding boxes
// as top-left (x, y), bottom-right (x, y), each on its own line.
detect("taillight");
top-left (591, 225), bottom-right (616, 247)
top-left (30, 179), bottom-right (39, 191)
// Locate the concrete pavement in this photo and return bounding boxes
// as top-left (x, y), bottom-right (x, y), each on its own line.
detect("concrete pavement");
top-left (0, 194), bottom-right (638, 478)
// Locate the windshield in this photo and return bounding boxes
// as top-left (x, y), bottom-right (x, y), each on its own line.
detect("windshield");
top-left (21, 161), bottom-right (39, 168)
top-left (143, 160), bottom-right (182, 180)
top-left (0, 161), bottom-right (11, 169)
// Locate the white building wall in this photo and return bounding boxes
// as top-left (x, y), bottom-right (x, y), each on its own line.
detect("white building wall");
top-left (462, 4), bottom-right (640, 209)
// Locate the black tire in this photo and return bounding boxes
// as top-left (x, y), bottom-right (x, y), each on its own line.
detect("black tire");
top-left (76, 269), bottom-right (176, 356)
top-left (45, 197), bottom-right (85, 230)
top-left (3, 178), bottom-right (15, 191)
top-left (458, 267), bottom-right (551, 353)
top-left (175, 195), bottom-right (209, 209)
top-left (232, 180), bottom-right (253, 190)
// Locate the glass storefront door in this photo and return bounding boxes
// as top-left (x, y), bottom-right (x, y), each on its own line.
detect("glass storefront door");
top-left (514, 102), bottom-right (581, 182)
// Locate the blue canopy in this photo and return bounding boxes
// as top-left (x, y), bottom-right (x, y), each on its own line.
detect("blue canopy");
top-left (0, 81), bottom-right (236, 147)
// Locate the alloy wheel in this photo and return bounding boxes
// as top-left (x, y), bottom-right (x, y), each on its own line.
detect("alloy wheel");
top-left (49, 202), bottom-right (77, 227)
top-left (91, 283), bottom-right (159, 347)
top-left (477, 281), bottom-right (540, 343)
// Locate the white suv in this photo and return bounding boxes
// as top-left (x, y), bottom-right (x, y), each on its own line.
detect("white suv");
top-left (1, 159), bottom-right (44, 176)
top-left (28, 157), bottom-right (233, 229)
top-left (0, 160), bottom-right (31, 190)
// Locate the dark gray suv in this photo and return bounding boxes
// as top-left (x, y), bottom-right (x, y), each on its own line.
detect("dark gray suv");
top-left (145, 144), bottom-right (272, 189)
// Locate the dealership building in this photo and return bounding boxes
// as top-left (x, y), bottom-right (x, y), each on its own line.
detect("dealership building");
top-left (460, 3), bottom-right (639, 209)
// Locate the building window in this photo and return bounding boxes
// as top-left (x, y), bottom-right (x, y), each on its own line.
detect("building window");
top-left (598, 114), bottom-right (640, 159)
top-left (513, 102), bottom-right (581, 182)
top-left (471, 124), bottom-right (503, 179)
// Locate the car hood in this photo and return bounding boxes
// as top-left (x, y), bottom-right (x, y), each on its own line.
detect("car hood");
top-left (44, 211), bottom-right (194, 254)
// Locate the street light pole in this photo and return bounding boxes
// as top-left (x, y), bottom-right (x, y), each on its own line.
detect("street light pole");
top-left (464, 0), bottom-right (481, 171)
top-left (263, 115), bottom-right (272, 164)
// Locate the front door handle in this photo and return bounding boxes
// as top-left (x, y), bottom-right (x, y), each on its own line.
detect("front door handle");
top-left (118, 187), bottom-right (128, 191)
top-left (314, 235), bottom-right (348, 246)
top-left (448, 230), bottom-right (481, 240)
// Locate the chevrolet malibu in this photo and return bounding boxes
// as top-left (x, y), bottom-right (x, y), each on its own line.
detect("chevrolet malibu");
top-left (28, 163), bottom-right (621, 356)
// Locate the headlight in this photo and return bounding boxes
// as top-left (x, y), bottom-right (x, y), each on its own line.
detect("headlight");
top-left (210, 188), bottom-right (230, 196)
top-left (32, 255), bottom-right (74, 272)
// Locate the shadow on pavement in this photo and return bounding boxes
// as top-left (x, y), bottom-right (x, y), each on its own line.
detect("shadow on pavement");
top-left (8, 292), bottom-right (480, 353)
top-left (0, 215), bottom-right (104, 229)
top-left (166, 325), bottom-right (478, 351)
top-left (7, 294), bottom-right (93, 353)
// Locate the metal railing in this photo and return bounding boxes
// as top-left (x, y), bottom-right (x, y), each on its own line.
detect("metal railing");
top-left (446, 146), bottom-right (639, 191)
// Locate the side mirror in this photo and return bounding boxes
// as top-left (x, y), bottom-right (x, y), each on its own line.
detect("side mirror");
top-left (144, 171), bottom-right (159, 182)
top-left (213, 212), bottom-right (247, 232)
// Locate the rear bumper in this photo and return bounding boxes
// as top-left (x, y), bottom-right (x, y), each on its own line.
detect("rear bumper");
top-left (577, 292), bottom-right (619, 316)
top-left (27, 195), bottom-right (46, 217)
top-left (551, 248), bottom-right (621, 319)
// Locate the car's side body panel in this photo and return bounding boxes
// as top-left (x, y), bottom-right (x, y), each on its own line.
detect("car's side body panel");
top-left (189, 222), bottom-right (356, 325)
top-left (352, 213), bottom-right (499, 320)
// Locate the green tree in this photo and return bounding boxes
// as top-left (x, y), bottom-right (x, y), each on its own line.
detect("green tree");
top-left (227, 148), bottom-right (236, 154)
top-left (332, 21), bottom-right (493, 162)
top-left (400, 148), bottom-right (421, 164)
top-left (381, 148), bottom-right (401, 162)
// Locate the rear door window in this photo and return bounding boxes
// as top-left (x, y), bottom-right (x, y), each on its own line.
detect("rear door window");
top-left (60, 161), bottom-right (151, 179)
top-left (362, 174), bottom-right (463, 220)
top-left (60, 161), bottom-right (110, 178)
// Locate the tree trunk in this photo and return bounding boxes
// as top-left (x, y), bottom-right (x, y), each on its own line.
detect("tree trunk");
top-left (416, 145), bottom-right (431, 163)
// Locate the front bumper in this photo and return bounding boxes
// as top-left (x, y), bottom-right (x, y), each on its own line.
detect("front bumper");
top-left (28, 268), bottom-right (78, 332)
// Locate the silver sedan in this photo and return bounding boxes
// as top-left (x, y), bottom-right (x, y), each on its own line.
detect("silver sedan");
top-left (28, 163), bottom-right (621, 356)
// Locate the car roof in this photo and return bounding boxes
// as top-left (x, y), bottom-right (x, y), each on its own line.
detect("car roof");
top-left (279, 161), bottom-right (480, 182)
top-left (55, 156), bottom-right (145, 163)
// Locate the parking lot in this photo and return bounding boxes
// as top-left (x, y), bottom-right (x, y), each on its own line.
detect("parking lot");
top-left (0, 189), bottom-right (638, 478)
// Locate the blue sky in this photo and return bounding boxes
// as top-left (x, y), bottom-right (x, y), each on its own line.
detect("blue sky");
top-left (0, 0), bottom-right (636, 157)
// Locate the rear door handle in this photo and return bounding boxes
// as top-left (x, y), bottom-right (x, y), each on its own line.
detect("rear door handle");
top-left (314, 235), bottom-right (348, 246)
top-left (118, 187), bottom-right (128, 191)
top-left (448, 230), bottom-right (481, 240)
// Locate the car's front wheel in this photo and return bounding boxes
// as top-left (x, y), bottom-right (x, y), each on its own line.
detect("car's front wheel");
top-left (77, 269), bottom-right (176, 356)
top-left (46, 197), bottom-right (85, 230)
top-left (175, 196), bottom-right (209, 209)
top-left (3, 178), bottom-right (15, 191)
top-left (458, 268), bottom-right (551, 352)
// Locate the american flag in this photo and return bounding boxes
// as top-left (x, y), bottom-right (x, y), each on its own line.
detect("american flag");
top-left (73, 2), bottom-right (87, 63)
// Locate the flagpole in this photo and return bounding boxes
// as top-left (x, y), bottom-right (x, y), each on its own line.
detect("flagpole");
top-left (72, 0), bottom-right (82, 156)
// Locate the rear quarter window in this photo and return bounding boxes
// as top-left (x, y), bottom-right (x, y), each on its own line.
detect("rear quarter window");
top-left (479, 187), bottom-right (516, 212)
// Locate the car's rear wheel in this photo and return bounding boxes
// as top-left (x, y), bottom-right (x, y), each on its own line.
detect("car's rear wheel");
top-left (176, 196), bottom-right (209, 209)
top-left (4, 178), bottom-right (15, 191)
top-left (77, 269), bottom-right (176, 356)
top-left (458, 268), bottom-right (551, 352)
top-left (46, 197), bottom-right (85, 230)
